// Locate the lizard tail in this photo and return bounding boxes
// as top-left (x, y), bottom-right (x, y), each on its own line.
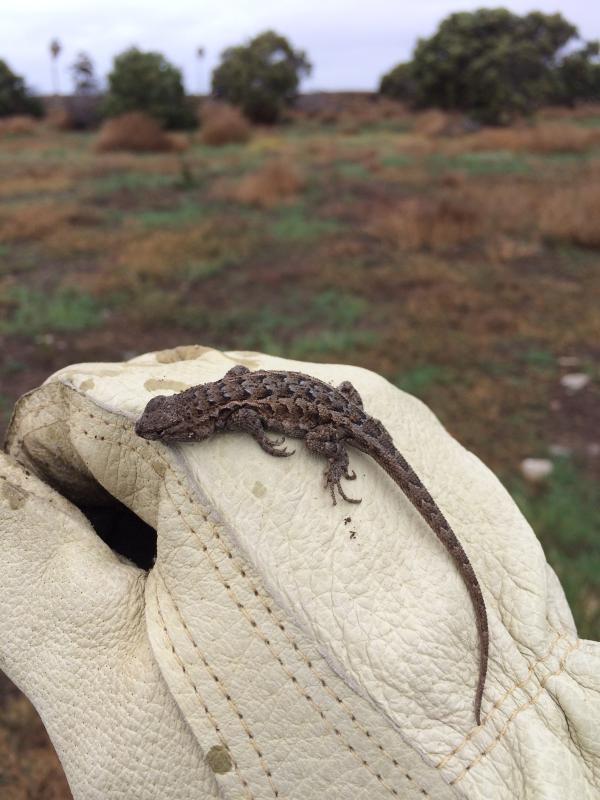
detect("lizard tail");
top-left (351, 434), bottom-right (489, 726)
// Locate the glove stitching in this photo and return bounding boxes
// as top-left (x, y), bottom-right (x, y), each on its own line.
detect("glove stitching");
top-left (435, 629), bottom-right (567, 769)
top-left (157, 477), bottom-right (428, 798)
top-left (154, 569), bottom-right (280, 799)
top-left (448, 638), bottom-right (581, 785)
top-left (51, 399), bottom-right (434, 797)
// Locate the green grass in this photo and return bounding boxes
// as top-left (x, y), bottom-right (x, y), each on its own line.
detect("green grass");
top-left (380, 153), bottom-right (414, 168)
top-left (1, 286), bottom-right (103, 336)
top-left (395, 364), bottom-right (454, 397)
top-left (428, 151), bottom-right (531, 175)
top-left (90, 171), bottom-right (176, 195)
top-left (271, 205), bottom-right (344, 241)
top-left (510, 459), bottom-right (600, 639)
top-left (335, 161), bottom-right (371, 180)
top-left (134, 202), bottom-right (206, 229)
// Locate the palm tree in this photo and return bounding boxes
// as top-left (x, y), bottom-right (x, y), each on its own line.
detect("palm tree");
top-left (50, 38), bottom-right (62, 95)
top-left (196, 46), bottom-right (205, 96)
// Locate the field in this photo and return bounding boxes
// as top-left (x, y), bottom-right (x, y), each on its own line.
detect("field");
top-left (1, 101), bottom-right (600, 797)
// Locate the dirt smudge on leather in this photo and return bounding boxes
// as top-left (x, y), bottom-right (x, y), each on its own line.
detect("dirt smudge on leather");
top-left (252, 481), bottom-right (267, 498)
top-left (152, 460), bottom-right (167, 477)
top-left (206, 744), bottom-right (232, 774)
top-left (155, 345), bottom-right (213, 364)
top-left (144, 378), bottom-right (191, 393)
top-left (79, 379), bottom-right (95, 392)
top-left (1, 481), bottom-right (27, 510)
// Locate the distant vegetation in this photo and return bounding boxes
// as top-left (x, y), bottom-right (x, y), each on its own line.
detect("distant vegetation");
top-left (212, 30), bottom-right (311, 123)
top-left (0, 59), bottom-right (42, 118)
top-left (102, 47), bottom-right (195, 129)
top-left (2, 12), bottom-right (600, 128)
top-left (380, 9), bottom-right (600, 124)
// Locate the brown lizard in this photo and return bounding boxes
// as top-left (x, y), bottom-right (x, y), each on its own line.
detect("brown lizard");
top-left (135, 365), bottom-right (489, 725)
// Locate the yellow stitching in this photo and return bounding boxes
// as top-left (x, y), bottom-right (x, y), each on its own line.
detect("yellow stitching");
top-left (156, 571), bottom-right (281, 798)
top-left (57, 403), bottom-right (431, 797)
top-left (157, 478), bottom-right (420, 798)
top-left (153, 574), bottom-right (255, 800)
top-left (449, 639), bottom-right (581, 785)
top-left (435, 629), bottom-right (566, 769)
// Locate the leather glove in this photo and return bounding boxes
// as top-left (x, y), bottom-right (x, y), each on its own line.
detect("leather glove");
top-left (1, 345), bottom-right (599, 799)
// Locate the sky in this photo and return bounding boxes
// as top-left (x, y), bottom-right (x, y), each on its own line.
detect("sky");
top-left (2, 0), bottom-right (599, 95)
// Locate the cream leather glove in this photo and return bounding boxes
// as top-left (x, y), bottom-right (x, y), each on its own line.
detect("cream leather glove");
top-left (1, 345), bottom-right (599, 800)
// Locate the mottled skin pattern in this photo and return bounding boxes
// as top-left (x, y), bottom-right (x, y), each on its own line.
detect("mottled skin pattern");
top-left (135, 365), bottom-right (489, 725)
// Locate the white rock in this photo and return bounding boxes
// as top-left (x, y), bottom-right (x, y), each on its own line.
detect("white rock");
top-left (520, 458), bottom-right (554, 482)
top-left (560, 373), bottom-right (590, 392)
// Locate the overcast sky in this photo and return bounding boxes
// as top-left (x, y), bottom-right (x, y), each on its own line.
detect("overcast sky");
top-left (2, 0), bottom-right (598, 95)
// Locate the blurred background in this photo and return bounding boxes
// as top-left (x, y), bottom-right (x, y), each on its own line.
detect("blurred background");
top-left (1, 1), bottom-right (599, 796)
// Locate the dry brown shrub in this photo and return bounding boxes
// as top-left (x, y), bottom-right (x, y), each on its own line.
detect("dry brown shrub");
top-left (450, 123), bottom-right (600, 154)
top-left (538, 103), bottom-right (600, 121)
top-left (199, 102), bottom-right (251, 146)
top-left (0, 115), bottom-right (39, 136)
top-left (94, 112), bottom-right (175, 153)
top-left (45, 106), bottom-right (73, 130)
top-left (413, 110), bottom-right (454, 137)
top-left (368, 179), bottom-right (546, 254)
top-left (0, 202), bottom-right (106, 256)
top-left (540, 183), bottom-right (600, 247)
top-left (370, 195), bottom-right (481, 252)
top-left (214, 159), bottom-right (304, 208)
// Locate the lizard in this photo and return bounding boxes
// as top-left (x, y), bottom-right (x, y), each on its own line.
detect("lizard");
top-left (135, 364), bottom-right (489, 725)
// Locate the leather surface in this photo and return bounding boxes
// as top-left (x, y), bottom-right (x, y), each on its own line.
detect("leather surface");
top-left (1, 344), bottom-right (598, 799)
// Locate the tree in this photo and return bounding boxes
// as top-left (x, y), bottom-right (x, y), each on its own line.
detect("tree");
top-left (379, 62), bottom-right (417, 103)
top-left (0, 59), bottom-right (43, 118)
top-left (553, 41), bottom-right (600, 105)
top-left (66, 52), bottom-right (100, 129)
top-left (103, 47), bottom-right (194, 129)
top-left (49, 38), bottom-right (62, 95)
top-left (211, 30), bottom-right (311, 123)
top-left (381, 9), bottom-right (592, 124)
top-left (70, 52), bottom-right (98, 95)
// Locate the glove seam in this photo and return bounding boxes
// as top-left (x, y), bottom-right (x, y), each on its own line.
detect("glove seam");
top-left (435, 628), bottom-right (569, 769)
top-left (449, 637), bottom-right (581, 785)
top-left (152, 571), bottom-right (264, 800)
top-left (155, 479), bottom-right (431, 798)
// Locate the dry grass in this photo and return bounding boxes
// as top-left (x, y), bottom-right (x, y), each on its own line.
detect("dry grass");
top-left (367, 172), bottom-right (600, 255)
top-left (449, 122), bottom-right (600, 154)
top-left (540, 182), bottom-right (600, 247)
top-left (199, 102), bottom-right (251, 146)
top-left (0, 115), bottom-right (39, 136)
top-left (94, 112), bottom-right (176, 153)
top-left (215, 159), bottom-right (305, 208)
top-left (0, 203), bottom-right (103, 245)
top-left (45, 106), bottom-right (73, 131)
top-left (369, 194), bottom-right (481, 252)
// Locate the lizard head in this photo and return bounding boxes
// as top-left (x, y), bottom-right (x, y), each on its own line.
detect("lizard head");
top-left (135, 393), bottom-right (213, 442)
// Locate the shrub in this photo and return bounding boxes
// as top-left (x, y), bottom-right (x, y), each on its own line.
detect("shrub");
top-left (0, 115), bottom-right (38, 136)
top-left (221, 160), bottom-right (304, 208)
top-left (0, 59), bottom-right (43, 118)
top-left (211, 30), bottom-right (311, 123)
top-left (199, 102), bottom-right (251, 146)
top-left (381, 10), bottom-right (598, 125)
top-left (94, 112), bottom-right (176, 153)
top-left (103, 48), bottom-right (194, 129)
top-left (448, 122), bottom-right (600, 154)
